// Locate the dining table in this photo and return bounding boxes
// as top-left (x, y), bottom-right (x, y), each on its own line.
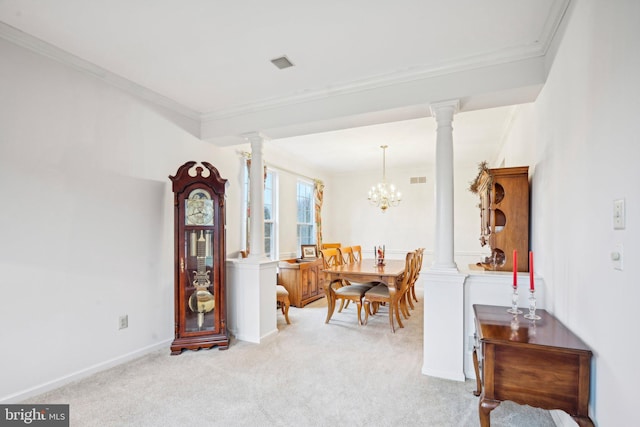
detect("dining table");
top-left (322, 258), bottom-right (407, 324)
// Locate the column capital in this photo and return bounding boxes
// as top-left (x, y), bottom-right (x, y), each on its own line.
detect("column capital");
top-left (241, 131), bottom-right (270, 144)
top-left (429, 99), bottom-right (460, 122)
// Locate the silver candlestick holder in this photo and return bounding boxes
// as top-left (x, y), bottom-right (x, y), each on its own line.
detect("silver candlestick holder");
top-left (524, 289), bottom-right (541, 320)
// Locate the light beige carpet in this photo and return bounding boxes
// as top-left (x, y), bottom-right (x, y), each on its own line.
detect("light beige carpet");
top-left (25, 289), bottom-right (556, 426)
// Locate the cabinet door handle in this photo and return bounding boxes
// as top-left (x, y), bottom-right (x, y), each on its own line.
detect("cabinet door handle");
top-left (180, 258), bottom-right (185, 273)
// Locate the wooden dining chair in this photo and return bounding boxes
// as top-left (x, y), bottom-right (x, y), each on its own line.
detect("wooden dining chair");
top-left (398, 251), bottom-right (421, 318)
top-left (336, 246), bottom-right (375, 311)
top-left (275, 272), bottom-right (291, 325)
top-left (320, 248), bottom-right (370, 325)
top-left (406, 248), bottom-right (424, 309)
top-left (338, 246), bottom-right (354, 264)
top-left (363, 251), bottom-right (416, 332)
top-left (321, 242), bottom-right (341, 250)
top-left (351, 245), bottom-right (363, 262)
top-left (276, 284), bottom-right (291, 325)
top-left (319, 247), bottom-right (345, 292)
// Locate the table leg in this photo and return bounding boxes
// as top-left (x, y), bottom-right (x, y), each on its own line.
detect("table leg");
top-left (473, 347), bottom-right (482, 396)
top-left (479, 394), bottom-right (500, 427)
top-left (390, 289), bottom-right (404, 329)
top-left (324, 279), bottom-right (339, 324)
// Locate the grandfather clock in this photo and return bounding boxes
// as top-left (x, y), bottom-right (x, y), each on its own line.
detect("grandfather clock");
top-left (170, 161), bottom-right (229, 354)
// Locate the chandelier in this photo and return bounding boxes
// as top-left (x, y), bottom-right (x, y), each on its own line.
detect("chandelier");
top-left (368, 145), bottom-right (401, 212)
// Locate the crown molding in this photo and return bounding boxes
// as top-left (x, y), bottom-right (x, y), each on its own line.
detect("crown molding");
top-left (1, 0), bottom-right (570, 133)
top-left (0, 21), bottom-right (201, 122)
top-left (202, 0), bottom-right (570, 123)
top-left (536, 0), bottom-right (572, 55)
top-left (201, 45), bottom-right (544, 123)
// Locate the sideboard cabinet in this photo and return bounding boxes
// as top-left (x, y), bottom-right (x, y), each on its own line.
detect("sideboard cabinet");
top-left (473, 165), bottom-right (529, 272)
top-left (278, 258), bottom-right (325, 307)
top-left (473, 304), bottom-right (593, 426)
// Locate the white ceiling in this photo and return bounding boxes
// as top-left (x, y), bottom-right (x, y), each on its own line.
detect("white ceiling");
top-left (0, 0), bottom-right (569, 173)
top-left (270, 106), bottom-right (517, 174)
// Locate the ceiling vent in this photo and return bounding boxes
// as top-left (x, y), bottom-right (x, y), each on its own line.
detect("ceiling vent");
top-left (410, 176), bottom-right (427, 184)
top-left (270, 55), bottom-right (294, 69)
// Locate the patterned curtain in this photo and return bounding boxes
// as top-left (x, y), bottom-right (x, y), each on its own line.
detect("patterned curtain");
top-left (314, 180), bottom-right (325, 249)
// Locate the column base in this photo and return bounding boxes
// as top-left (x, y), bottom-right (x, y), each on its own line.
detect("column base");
top-left (225, 258), bottom-right (278, 343)
top-left (422, 270), bottom-right (468, 381)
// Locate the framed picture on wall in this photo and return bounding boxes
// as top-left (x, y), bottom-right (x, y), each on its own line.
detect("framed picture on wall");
top-left (301, 244), bottom-right (318, 259)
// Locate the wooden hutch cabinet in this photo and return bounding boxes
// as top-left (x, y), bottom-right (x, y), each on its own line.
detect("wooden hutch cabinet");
top-left (473, 165), bottom-right (529, 272)
top-left (278, 258), bottom-right (325, 307)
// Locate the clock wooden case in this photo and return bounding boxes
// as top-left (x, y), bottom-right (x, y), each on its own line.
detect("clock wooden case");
top-left (170, 161), bottom-right (229, 354)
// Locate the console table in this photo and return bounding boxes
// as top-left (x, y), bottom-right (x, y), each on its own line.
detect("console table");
top-left (473, 304), bottom-right (593, 426)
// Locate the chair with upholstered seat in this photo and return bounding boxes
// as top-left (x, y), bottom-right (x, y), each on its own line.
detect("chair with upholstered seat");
top-left (398, 251), bottom-right (421, 318)
top-left (276, 284), bottom-right (291, 325)
top-left (268, 260), bottom-right (292, 326)
top-left (320, 248), bottom-right (370, 325)
top-left (363, 251), bottom-right (416, 332)
top-left (406, 247), bottom-right (424, 310)
top-left (337, 246), bottom-right (376, 311)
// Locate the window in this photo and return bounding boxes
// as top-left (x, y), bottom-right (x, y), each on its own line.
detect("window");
top-left (297, 180), bottom-right (315, 249)
top-left (264, 170), bottom-right (277, 259)
top-left (243, 165), bottom-right (278, 260)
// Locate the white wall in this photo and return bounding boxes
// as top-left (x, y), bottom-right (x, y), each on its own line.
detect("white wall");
top-left (498, 1), bottom-right (640, 424)
top-left (0, 39), bottom-right (336, 400)
top-left (318, 159), bottom-right (492, 268)
top-left (0, 38), bottom-right (246, 402)
top-left (323, 166), bottom-right (432, 258)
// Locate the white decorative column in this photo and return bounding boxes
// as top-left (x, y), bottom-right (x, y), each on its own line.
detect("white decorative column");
top-left (430, 100), bottom-right (459, 271)
top-left (246, 132), bottom-right (267, 260)
top-left (226, 132), bottom-right (278, 343)
top-left (423, 100), bottom-right (468, 382)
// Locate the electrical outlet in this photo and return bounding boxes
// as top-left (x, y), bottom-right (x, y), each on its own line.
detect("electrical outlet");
top-left (119, 315), bottom-right (128, 330)
top-left (613, 199), bottom-right (625, 229)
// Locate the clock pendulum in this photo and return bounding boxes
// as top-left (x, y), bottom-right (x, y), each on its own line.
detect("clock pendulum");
top-left (188, 230), bottom-right (214, 328)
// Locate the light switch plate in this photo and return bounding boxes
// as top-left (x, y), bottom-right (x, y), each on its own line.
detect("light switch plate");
top-left (612, 243), bottom-right (623, 271)
top-left (613, 199), bottom-right (625, 230)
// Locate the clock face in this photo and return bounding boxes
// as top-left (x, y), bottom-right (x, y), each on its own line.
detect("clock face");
top-left (186, 189), bottom-right (214, 225)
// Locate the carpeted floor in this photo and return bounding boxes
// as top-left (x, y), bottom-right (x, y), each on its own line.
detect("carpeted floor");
top-left (24, 289), bottom-right (556, 426)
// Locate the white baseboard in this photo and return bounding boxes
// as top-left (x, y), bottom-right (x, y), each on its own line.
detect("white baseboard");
top-left (550, 410), bottom-right (579, 427)
top-left (421, 366), bottom-right (466, 382)
top-left (1, 340), bottom-right (172, 404)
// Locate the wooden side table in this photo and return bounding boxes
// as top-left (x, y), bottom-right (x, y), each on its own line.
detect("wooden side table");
top-left (473, 304), bottom-right (594, 426)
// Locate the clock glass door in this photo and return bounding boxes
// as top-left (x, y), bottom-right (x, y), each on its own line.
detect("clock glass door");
top-left (181, 187), bottom-right (216, 334)
top-left (184, 228), bottom-right (215, 332)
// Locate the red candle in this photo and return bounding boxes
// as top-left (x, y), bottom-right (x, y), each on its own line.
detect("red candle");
top-left (512, 249), bottom-right (517, 288)
top-left (529, 251), bottom-right (535, 290)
